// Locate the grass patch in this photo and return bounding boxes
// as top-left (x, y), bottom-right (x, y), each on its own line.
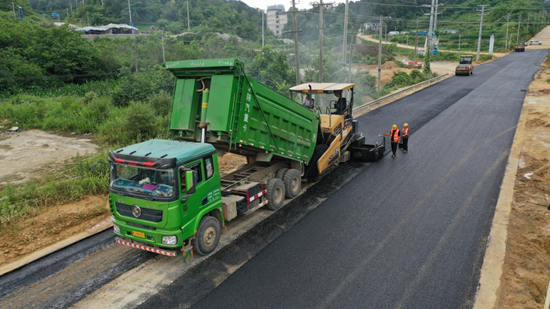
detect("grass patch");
top-left (0, 151), bottom-right (111, 232)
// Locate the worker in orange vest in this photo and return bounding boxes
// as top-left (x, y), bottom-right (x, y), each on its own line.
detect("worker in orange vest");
top-left (383, 124), bottom-right (401, 159)
top-left (401, 123), bottom-right (410, 153)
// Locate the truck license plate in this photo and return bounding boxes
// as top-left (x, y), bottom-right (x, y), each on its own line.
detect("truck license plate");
top-left (132, 231), bottom-right (145, 238)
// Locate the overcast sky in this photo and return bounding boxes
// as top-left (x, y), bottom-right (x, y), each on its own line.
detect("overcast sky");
top-left (239, 0), bottom-right (347, 11)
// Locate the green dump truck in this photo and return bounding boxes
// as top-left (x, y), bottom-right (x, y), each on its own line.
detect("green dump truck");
top-left (92, 58), bottom-right (383, 258)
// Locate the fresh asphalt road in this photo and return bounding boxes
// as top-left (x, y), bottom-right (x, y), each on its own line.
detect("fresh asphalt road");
top-left (142, 50), bottom-right (548, 308)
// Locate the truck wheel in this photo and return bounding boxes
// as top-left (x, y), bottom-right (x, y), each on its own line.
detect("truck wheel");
top-left (192, 216), bottom-right (221, 256)
top-left (276, 168), bottom-right (288, 180)
top-left (304, 144), bottom-right (329, 181)
top-left (265, 178), bottom-right (285, 210)
top-left (283, 169), bottom-right (301, 198)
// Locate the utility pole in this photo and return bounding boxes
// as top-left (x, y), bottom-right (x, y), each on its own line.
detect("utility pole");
top-left (516, 14), bottom-right (521, 45)
top-left (427, 0), bottom-right (435, 50)
top-left (433, 0), bottom-right (439, 31)
top-left (342, 0), bottom-right (349, 65)
top-left (505, 13), bottom-right (510, 50)
top-left (458, 34), bottom-right (461, 51)
top-left (292, 0), bottom-right (300, 85)
top-left (526, 13), bottom-right (530, 33)
top-left (187, 0), bottom-right (190, 31)
top-left (86, 11), bottom-right (89, 24)
top-left (134, 36), bottom-right (138, 72)
top-left (476, 4), bottom-right (489, 61)
top-left (162, 30), bottom-right (165, 63)
top-left (128, 0), bottom-right (132, 24)
top-left (261, 9), bottom-right (264, 47)
top-left (414, 19), bottom-right (419, 63)
top-left (378, 16), bottom-right (382, 91)
top-left (312, 1), bottom-right (333, 83)
top-left (348, 30), bottom-right (356, 83)
top-left (12, 3), bottom-right (16, 18)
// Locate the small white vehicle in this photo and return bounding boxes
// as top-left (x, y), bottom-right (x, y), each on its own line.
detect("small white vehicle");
top-left (529, 40), bottom-right (543, 45)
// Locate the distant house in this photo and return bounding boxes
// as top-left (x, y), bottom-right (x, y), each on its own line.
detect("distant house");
top-left (76, 23), bottom-right (139, 35)
top-left (267, 5), bottom-right (288, 37)
top-left (441, 29), bottom-right (459, 34)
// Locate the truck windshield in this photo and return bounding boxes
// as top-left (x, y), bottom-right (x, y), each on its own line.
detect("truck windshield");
top-left (110, 165), bottom-right (176, 198)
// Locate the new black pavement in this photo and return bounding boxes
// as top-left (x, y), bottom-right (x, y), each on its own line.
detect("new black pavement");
top-left (147, 50), bottom-right (547, 308)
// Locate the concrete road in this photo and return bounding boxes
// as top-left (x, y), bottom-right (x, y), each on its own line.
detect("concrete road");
top-left (141, 50), bottom-right (548, 308)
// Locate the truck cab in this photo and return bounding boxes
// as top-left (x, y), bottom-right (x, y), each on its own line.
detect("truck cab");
top-left (107, 140), bottom-right (223, 257)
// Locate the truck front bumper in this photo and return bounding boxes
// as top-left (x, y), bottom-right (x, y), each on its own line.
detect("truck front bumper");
top-left (116, 237), bottom-right (178, 257)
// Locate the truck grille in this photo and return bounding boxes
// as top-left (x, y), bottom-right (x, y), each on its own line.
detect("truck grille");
top-left (116, 202), bottom-right (163, 223)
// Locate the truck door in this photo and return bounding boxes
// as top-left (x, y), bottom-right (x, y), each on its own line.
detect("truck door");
top-left (179, 160), bottom-right (204, 221)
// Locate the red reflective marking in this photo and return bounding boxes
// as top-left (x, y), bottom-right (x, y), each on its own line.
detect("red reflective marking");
top-left (116, 238), bottom-right (176, 257)
top-left (142, 161), bottom-right (155, 167)
top-left (114, 158), bottom-right (124, 163)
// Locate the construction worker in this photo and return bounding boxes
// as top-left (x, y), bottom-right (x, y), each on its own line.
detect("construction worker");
top-left (383, 124), bottom-right (401, 159)
top-left (401, 123), bottom-right (410, 153)
top-left (303, 94), bottom-right (314, 109)
top-left (333, 92), bottom-right (347, 115)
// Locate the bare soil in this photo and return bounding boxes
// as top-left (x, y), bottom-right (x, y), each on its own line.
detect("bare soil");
top-left (0, 130), bottom-right (98, 185)
top-left (493, 64), bottom-right (550, 308)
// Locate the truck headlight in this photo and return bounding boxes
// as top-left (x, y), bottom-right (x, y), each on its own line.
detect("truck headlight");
top-left (162, 235), bottom-right (178, 245)
top-left (113, 224), bottom-right (120, 234)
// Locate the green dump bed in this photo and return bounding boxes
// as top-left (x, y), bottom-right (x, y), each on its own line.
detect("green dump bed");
top-left (166, 59), bottom-right (319, 164)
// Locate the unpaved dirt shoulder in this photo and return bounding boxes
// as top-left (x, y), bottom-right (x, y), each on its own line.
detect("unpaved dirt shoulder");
top-left (491, 65), bottom-right (550, 308)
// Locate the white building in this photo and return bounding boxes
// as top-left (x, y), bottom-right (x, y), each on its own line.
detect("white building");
top-left (267, 4), bottom-right (288, 37)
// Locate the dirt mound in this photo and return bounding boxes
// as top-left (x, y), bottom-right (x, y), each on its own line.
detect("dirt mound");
top-left (352, 44), bottom-right (393, 57)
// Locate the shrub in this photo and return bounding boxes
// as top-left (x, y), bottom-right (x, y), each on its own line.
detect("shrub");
top-left (111, 66), bottom-right (175, 108)
top-left (98, 102), bottom-right (167, 145)
top-left (147, 90), bottom-right (172, 116)
top-left (384, 71), bottom-right (412, 90)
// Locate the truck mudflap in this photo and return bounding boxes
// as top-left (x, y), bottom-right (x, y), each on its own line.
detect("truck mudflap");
top-left (116, 237), bottom-right (178, 257)
top-left (350, 136), bottom-right (386, 162)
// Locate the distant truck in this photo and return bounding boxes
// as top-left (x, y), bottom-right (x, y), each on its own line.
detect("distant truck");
top-left (455, 55), bottom-right (474, 76)
top-left (529, 40), bottom-right (542, 45)
top-left (91, 58), bottom-right (384, 258)
top-left (515, 42), bottom-right (527, 52)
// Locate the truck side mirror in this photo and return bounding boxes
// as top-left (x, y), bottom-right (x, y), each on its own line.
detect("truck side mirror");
top-left (186, 170), bottom-right (196, 194)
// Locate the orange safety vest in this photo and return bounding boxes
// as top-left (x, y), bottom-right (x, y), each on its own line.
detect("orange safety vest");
top-left (390, 129), bottom-right (400, 142)
top-left (402, 127), bottom-right (410, 137)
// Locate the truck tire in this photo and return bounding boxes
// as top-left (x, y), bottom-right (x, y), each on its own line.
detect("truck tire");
top-left (192, 216), bottom-right (221, 256)
top-left (283, 169), bottom-right (301, 198)
top-left (265, 178), bottom-right (285, 210)
top-left (276, 168), bottom-right (288, 180)
top-left (304, 144), bottom-right (329, 181)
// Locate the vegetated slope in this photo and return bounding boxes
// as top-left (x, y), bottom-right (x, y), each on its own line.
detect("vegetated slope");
top-left (26, 0), bottom-right (264, 41)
